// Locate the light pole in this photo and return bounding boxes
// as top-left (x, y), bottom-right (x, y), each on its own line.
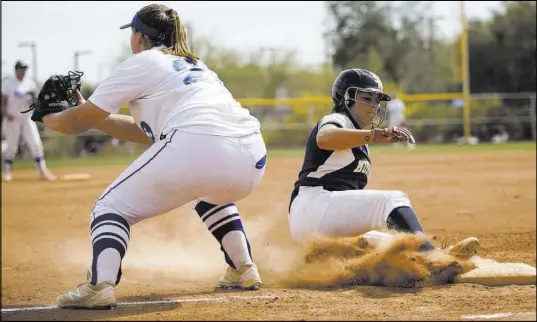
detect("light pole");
top-left (1, 60), bottom-right (6, 79)
top-left (18, 42), bottom-right (37, 82)
top-left (74, 50), bottom-right (92, 71)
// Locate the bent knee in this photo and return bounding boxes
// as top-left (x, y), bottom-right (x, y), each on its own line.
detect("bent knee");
top-left (390, 190), bottom-right (409, 200)
top-left (385, 190), bottom-right (412, 210)
top-left (91, 199), bottom-right (135, 226)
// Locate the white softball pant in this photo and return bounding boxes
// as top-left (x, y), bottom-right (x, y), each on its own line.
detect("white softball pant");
top-left (2, 117), bottom-right (44, 160)
top-left (91, 130), bottom-right (267, 225)
top-left (288, 186), bottom-right (412, 242)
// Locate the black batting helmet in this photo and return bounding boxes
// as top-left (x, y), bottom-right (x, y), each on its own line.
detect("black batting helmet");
top-left (331, 68), bottom-right (391, 128)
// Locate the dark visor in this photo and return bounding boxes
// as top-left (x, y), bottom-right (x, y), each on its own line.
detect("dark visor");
top-left (120, 14), bottom-right (163, 39)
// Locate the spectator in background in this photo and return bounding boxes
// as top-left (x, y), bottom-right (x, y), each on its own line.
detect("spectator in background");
top-left (386, 91), bottom-right (415, 150)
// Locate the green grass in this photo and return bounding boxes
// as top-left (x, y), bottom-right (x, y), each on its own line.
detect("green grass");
top-left (9, 141), bottom-right (536, 170)
top-left (268, 141), bottom-right (536, 158)
top-left (371, 141), bottom-right (536, 153)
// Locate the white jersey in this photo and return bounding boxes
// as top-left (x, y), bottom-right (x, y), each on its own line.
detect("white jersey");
top-left (1, 76), bottom-right (37, 121)
top-left (89, 47), bottom-right (261, 142)
top-left (386, 98), bottom-right (406, 127)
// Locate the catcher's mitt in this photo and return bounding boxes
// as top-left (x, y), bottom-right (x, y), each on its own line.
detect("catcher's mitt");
top-left (22, 71), bottom-right (84, 123)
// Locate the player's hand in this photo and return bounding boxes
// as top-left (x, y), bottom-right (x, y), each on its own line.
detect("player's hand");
top-left (42, 113), bottom-right (61, 131)
top-left (373, 126), bottom-right (416, 144)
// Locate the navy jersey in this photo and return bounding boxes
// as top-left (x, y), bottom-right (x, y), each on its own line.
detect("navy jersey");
top-left (289, 112), bottom-right (371, 210)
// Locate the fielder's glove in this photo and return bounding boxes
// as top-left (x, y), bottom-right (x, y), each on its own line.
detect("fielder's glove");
top-left (373, 126), bottom-right (416, 144)
top-left (21, 71), bottom-right (84, 123)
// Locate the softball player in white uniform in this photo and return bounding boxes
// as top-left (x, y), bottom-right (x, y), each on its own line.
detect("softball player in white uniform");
top-left (386, 92), bottom-right (415, 150)
top-left (41, 4), bottom-right (267, 309)
top-left (1, 61), bottom-right (56, 182)
top-left (288, 69), bottom-right (480, 258)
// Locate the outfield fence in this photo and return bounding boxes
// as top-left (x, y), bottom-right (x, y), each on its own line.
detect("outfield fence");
top-left (7, 91), bottom-right (536, 159)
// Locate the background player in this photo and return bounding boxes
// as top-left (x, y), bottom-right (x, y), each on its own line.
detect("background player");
top-left (288, 68), bottom-right (479, 259)
top-left (386, 91), bottom-right (415, 150)
top-left (37, 4), bottom-right (267, 309)
top-left (1, 61), bottom-right (56, 182)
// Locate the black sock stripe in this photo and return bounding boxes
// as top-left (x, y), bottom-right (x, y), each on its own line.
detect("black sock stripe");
top-left (208, 214), bottom-right (240, 232)
top-left (91, 222), bottom-right (130, 240)
top-left (195, 201), bottom-right (217, 216)
top-left (200, 203), bottom-right (235, 221)
top-left (211, 216), bottom-right (244, 240)
top-left (92, 232), bottom-right (128, 251)
top-left (96, 130), bottom-right (177, 202)
top-left (90, 213), bottom-right (130, 232)
top-left (91, 238), bottom-right (126, 286)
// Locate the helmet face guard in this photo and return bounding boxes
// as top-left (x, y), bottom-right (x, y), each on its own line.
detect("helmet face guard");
top-left (343, 86), bottom-right (389, 129)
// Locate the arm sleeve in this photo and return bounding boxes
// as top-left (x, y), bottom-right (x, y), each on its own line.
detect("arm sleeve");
top-left (318, 113), bottom-right (349, 129)
top-left (88, 55), bottom-right (160, 114)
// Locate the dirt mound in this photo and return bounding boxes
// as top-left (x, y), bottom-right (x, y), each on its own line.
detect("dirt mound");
top-left (281, 233), bottom-right (477, 289)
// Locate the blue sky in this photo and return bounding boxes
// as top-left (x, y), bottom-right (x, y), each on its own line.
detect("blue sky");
top-left (2, 1), bottom-right (504, 84)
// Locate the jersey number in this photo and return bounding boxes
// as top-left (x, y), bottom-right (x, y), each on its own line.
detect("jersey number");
top-left (183, 67), bottom-right (206, 85)
top-left (140, 121), bottom-right (155, 142)
top-left (173, 59), bottom-right (222, 86)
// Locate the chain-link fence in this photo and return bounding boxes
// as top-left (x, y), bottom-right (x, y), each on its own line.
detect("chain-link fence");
top-left (250, 92), bottom-right (536, 148)
top-left (5, 92), bottom-right (535, 159)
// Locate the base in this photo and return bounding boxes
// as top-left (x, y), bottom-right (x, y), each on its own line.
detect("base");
top-left (454, 257), bottom-right (536, 286)
top-left (60, 173), bottom-right (91, 181)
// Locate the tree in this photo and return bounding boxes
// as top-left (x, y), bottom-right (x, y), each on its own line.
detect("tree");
top-left (465, 1), bottom-right (536, 93)
top-left (109, 35), bottom-right (337, 100)
top-left (324, 1), bottom-right (458, 94)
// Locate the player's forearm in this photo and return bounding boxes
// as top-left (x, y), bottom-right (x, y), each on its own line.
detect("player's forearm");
top-left (317, 127), bottom-right (374, 150)
top-left (44, 105), bottom-right (93, 134)
top-left (94, 114), bottom-right (152, 145)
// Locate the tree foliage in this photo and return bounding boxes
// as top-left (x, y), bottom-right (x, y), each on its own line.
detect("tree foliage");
top-left (187, 36), bottom-right (338, 99)
top-left (326, 1), bottom-right (536, 94)
top-left (467, 1), bottom-right (536, 93)
top-left (325, 1), bottom-right (458, 94)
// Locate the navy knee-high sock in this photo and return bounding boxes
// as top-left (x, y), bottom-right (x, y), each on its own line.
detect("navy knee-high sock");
top-left (386, 206), bottom-right (436, 251)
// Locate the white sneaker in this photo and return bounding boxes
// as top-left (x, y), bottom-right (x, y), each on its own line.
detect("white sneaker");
top-left (2, 171), bottom-right (12, 182)
top-left (218, 263), bottom-right (262, 290)
top-left (56, 281), bottom-right (116, 309)
top-left (57, 270), bottom-right (116, 309)
top-left (39, 169), bottom-right (57, 181)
